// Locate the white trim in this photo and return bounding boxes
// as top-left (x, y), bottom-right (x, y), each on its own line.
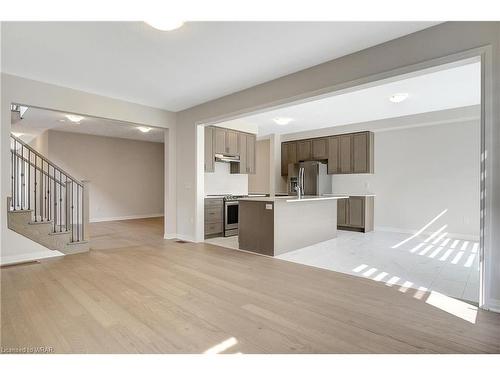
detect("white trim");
top-left (90, 213), bottom-right (163, 223)
top-left (374, 226), bottom-right (479, 242)
top-left (0, 250), bottom-right (64, 266)
top-left (486, 299), bottom-right (500, 313)
top-left (164, 233), bottom-right (196, 242)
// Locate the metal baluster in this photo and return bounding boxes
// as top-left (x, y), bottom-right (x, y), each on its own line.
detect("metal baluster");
top-left (34, 154), bottom-right (37, 221)
top-left (21, 145), bottom-right (25, 210)
top-left (53, 167), bottom-right (57, 233)
top-left (77, 184), bottom-right (80, 242)
top-left (59, 171), bottom-right (62, 232)
top-left (48, 165), bottom-right (51, 222)
top-left (14, 139), bottom-right (17, 209)
top-left (28, 149), bottom-right (31, 210)
top-left (71, 182), bottom-right (74, 242)
top-left (11, 141), bottom-right (14, 210)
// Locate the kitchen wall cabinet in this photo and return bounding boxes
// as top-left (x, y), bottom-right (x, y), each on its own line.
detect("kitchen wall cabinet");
top-left (204, 126), bottom-right (215, 172)
top-left (339, 135), bottom-right (352, 173)
top-left (352, 132), bottom-right (374, 173)
top-left (337, 196), bottom-right (374, 233)
top-left (246, 134), bottom-right (256, 174)
top-left (226, 130), bottom-right (239, 155)
top-left (214, 128), bottom-right (227, 154)
top-left (327, 136), bottom-right (340, 174)
top-left (232, 132), bottom-right (256, 174)
top-left (312, 138), bottom-right (328, 160)
top-left (281, 141), bottom-right (297, 176)
top-left (281, 131), bottom-right (374, 176)
top-left (297, 140), bottom-right (312, 161)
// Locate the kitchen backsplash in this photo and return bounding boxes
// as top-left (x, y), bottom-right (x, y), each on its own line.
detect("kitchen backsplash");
top-left (204, 162), bottom-right (249, 196)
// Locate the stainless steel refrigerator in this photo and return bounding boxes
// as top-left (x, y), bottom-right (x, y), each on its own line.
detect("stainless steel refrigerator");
top-left (287, 161), bottom-right (331, 196)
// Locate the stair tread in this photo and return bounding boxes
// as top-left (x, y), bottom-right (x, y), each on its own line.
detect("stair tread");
top-left (29, 220), bottom-right (54, 225)
top-left (49, 230), bottom-right (71, 235)
top-left (9, 209), bottom-right (33, 213)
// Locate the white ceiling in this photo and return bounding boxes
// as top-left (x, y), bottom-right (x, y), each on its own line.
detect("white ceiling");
top-left (11, 107), bottom-right (165, 144)
top-left (217, 61), bottom-right (481, 137)
top-left (1, 21), bottom-right (440, 111)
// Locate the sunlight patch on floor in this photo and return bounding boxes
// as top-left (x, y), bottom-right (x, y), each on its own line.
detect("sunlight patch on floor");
top-left (203, 337), bottom-right (238, 354)
top-left (425, 291), bottom-right (478, 323)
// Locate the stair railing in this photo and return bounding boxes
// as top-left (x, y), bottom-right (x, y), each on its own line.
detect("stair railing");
top-left (9, 134), bottom-right (88, 243)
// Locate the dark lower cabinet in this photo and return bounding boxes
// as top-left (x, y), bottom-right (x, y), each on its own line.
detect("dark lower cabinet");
top-left (337, 196), bottom-right (374, 233)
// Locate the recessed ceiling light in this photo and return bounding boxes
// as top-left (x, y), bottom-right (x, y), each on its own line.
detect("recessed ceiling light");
top-left (273, 117), bottom-right (293, 126)
top-left (389, 93), bottom-right (409, 103)
top-left (65, 114), bottom-right (84, 123)
top-left (137, 126), bottom-right (152, 133)
top-left (58, 119), bottom-right (66, 122)
top-left (144, 20), bottom-right (184, 31)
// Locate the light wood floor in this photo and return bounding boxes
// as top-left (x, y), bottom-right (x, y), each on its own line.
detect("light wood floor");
top-left (1, 217), bottom-right (499, 353)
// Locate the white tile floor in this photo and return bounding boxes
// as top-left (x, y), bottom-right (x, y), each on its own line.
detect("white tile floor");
top-left (205, 230), bottom-right (479, 302)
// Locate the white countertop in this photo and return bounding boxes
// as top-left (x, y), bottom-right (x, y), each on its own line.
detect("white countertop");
top-left (238, 195), bottom-right (349, 203)
top-left (325, 193), bottom-right (376, 197)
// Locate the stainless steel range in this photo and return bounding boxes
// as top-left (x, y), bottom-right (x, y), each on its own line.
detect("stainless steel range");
top-left (223, 194), bottom-right (245, 237)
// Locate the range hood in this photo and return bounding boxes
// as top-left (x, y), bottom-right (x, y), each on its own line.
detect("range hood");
top-left (215, 153), bottom-right (240, 163)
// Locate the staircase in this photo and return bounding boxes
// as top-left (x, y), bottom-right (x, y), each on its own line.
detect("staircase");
top-left (8, 135), bottom-right (90, 254)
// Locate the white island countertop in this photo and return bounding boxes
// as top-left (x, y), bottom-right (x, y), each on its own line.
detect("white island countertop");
top-left (238, 195), bottom-right (349, 203)
top-left (324, 193), bottom-right (376, 197)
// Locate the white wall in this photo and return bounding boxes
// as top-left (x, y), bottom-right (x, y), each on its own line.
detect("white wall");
top-left (331, 120), bottom-right (480, 238)
top-left (46, 130), bottom-right (164, 221)
top-left (248, 139), bottom-right (270, 194)
top-left (204, 162), bottom-right (248, 196)
top-left (177, 22), bottom-right (499, 309)
top-left (1, 72), bottom-right (176, 263)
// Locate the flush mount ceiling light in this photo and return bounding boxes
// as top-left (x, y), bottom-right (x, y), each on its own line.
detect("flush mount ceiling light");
top-left (65, 114), bottom-right (84, 123)
top-left (137, 126), bottom-right (152, 133)
top-left (389, 93), bottom-right (409, 103)
top-left (144, 20), bottom-right (184, 31)
top-left (273, 117), bottom-right (293, 126)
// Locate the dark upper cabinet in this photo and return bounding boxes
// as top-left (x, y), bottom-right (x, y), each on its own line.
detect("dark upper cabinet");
top-left (352, 132), bottom-right (374, 173)
top-left (283, 131), bottom-right (373, 175)
top-left (281, 141), bottom-right (297, 176)
top-left (297, 140), bottom-right (312, 161)
top-left (246, 134), bottom-right (256, 174)
top-left (226, 130), bottom-right (239, 155)
top-left (214, 128), bottom-right (227, 154)
top-left (327, 136), bottom-right (340, 174)
top-left (312, 138), bottom-right (328, 160)
top-left (204, 127), bottom-right (215, 173)
top-left (339, 134), bottom-right (352, 174)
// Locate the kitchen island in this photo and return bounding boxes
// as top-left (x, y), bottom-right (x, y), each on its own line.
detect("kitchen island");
top-left (238, 195), bottom-right (348, 256)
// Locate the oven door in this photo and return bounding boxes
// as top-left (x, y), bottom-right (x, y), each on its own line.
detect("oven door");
top-left (224, 201), bottom-right (239, 235)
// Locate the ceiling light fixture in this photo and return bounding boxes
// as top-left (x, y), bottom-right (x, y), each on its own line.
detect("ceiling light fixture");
top-left (273, 117), bottom-right (293, 126)
top-left (137, 126), bottom-right (152, 133)
top-left (144, 20), bottom-right (184, 31)
top-left (65, 114), bottom-right (84, 123)
top-left (389, 93), bottom-right (409, 103)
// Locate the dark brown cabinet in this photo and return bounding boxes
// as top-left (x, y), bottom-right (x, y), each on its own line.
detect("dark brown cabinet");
top-left (312, 138), bottom-right (328, 160)
top-left (204, 127), bottom-right (215, 172)
top-left (281, 141), bottom-right (297, 176)
top-left (339, 134), bottom-right (352, 174)
top-left (214, 128), bottom-right (227, 154)
top-left (204, 198), bottom-right (223, 238)
top-left (337, 196), bottom-right (374, 233)
top-left (327, 136), bottom-right (340, 174)
top-left (297, 140), bottom-right (312, 161)
top-left (226, 130), bottom-right (239, 155)
top-left (234, 132), bottom-right (256, 174)
top-left (352, 132), bottom-right (374, 173)
top-left (283, 131), bottom-right (373, 175)
top-left (207, 126), bottom-right (257, 174)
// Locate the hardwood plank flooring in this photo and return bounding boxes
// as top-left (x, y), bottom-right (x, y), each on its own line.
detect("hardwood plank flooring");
top-left (1, 217), bottom-right (499, 353)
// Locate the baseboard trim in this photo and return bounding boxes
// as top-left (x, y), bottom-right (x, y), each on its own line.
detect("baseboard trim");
top-left (0, 250), bottom-right (64, 266)
top-left (374, 226), bottom-right (479, 241)
top-left (90, 213), bottom-right (163, 223)
top-left (485, 299), bottom-right (500, 313)
top-left (163, 233), bottom-right (196, 242)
